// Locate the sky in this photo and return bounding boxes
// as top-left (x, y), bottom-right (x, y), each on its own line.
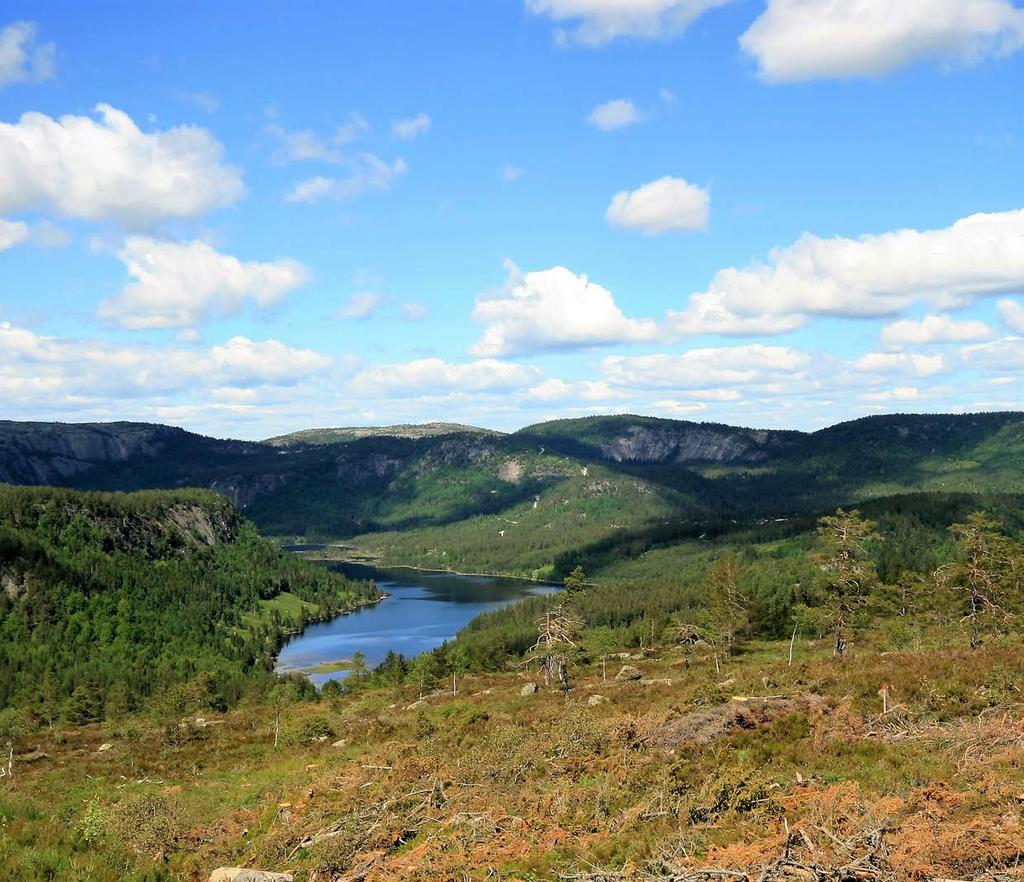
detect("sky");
top-left (1, 0), bottom-right (1023, 440)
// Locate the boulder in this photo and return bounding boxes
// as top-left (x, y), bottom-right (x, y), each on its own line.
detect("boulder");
top-left (587, 695), bottom-right (608, 707)
top-left (209, 870), bottom-right (293, 882)
top-left (614, 665), bottom-right (642, 682)
top-left (97, 742), bottom-right (113, 752)
top-left (520, 682), bottom-right (539, 696)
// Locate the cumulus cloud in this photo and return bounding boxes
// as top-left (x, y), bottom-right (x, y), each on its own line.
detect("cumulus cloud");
top-left (587, 98), bottom-right (643, 130)
top-left (285, 155), bottom-right (407, 203)
top-left (0, 322), bottom-right (331, 404)
top-left (0, 21), bottom-right (55, 88)
top-left (0, 104), bottom-right (244, 226)
top-left (741, 0), bottom-right (1024, 83)
top-left (470, 262), bottom-right (660, 357)
top-left (350, 357), bottom-right (541, 397)
top-left (98, 237), bottom-right (309, 330)
top-left (0, 217), bottom-right (28, 252)
top-left (525, 0), bottom-right (732, 46)
top-left (860, 386), bottom-right (921, 403)
top-left (998, 299), bottom-right (1024, 333)
top-left (667, 209), bottom-right (1024, 335)
top-left (880, 313), bottom-right (994, 348)
top-left (602, 344), bottom-right (811, 389)
top-left (206, 337), bottom-right (332, 386)
top-left (606, 176), bottom-right (709, 234)
top-left (853, 352), bottom-right (945, 377)
top-left (335, 292), bottom-right (383, 320)
top-left (392, 112), bottom-right (431, 139)
top-left (666, 292), bottom-right (804, 337)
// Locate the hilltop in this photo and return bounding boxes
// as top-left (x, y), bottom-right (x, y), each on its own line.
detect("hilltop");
top-left (264, 422), bottom-right (500, 446)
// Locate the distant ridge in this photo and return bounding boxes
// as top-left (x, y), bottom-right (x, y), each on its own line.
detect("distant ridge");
top-left (2, 411), bottom-right (1024, 545)
top-left (264, 422), bottom-right (502, 446)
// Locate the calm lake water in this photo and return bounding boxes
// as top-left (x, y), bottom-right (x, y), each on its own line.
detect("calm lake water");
top-left (276, 560), bottom-right (557, 684)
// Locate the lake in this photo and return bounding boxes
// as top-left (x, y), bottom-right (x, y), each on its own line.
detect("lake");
top-left (275, 561), bottom-right (558, 684)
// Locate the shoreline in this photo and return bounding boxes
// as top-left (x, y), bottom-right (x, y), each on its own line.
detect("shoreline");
top-left (307, 546), bottom-right (563, 586)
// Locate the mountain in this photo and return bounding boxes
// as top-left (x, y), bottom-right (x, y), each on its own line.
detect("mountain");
top-left (0, 484), bottom-right (378, 715)
top-left (264, 421), bottom-right (500, 446)
top-left (2, 412), bottom-right (1024, 577)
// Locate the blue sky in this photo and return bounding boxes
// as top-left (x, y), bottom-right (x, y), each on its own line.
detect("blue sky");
top-left (1, 0), bottom-right (1023, 438)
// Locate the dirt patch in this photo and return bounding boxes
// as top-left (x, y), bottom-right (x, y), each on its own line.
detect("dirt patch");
top-left (646, 695), bottom-right (826, 749)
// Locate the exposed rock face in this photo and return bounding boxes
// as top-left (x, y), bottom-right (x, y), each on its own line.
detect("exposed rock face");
top-left (209, 869), bottom-right (294, 882)
top-left (0, 420), bottom-right (260, 488)
top-left (0, 421), bottom-right (175, 485)
top-left (614, 665), bottom-right (642, 682)
top-left (499, 459), bottom-right (524, 484)
top-left (599, 424), bottom-right (795, 465)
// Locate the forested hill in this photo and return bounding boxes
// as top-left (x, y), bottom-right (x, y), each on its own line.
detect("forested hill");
top-left (0, 486), bottom-right (379, 720)
top-left (1, 412), bottom-right (1024, 549)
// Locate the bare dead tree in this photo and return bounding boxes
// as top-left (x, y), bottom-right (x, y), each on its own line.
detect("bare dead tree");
top-left (527, 603), bottom-right (584, 695)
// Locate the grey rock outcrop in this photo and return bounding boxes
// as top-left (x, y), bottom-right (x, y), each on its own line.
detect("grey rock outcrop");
top-left (209, 870), bottom-right (294, 882)
top-left (614, 665), bottom-right (642, 682)
top-left (520, 682), bottom-right (539, 696)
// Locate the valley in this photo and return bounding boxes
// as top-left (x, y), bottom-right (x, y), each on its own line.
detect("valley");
top-left (4, 413), bottom-right (1024, 881)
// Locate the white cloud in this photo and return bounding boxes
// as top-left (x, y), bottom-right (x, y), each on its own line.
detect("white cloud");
top-left (285, 155), bottom-right (407, 203)
top-left (961, 336), bottom-right (1024, 371)
top-left (860, 386), bottom-right (921, 403)
top-left (602, 344), bottom-right (811, 389)
top-left (502, 163), bottom-right (524, 181)
top-left (401, 302), bottom-right (429, 321)
top-left (525, 0), bottom-right (732, 46)
top-left (0, 21), bottom-right (55, 88)
top-left (880, 313), bottom-right (994, 348)
top-left (668, 209), bottom-right (1024, 334)
top-left (267, 114), bottom-right (370, 164)
top-left (0, 322), bottom-right (331, 404)
top-left (350, 357), bottom-right (541, 397)
top-left (0, 105), bottom-right (244, 226)
top-left (98, 237), bottom-right (309, 330)
top-left (854, 352), bottom-right (945, 377)
top-left (0, 218), bottom-right (72, 251)
top-left (207, 337), bottom-right (332, 386)
top-left (0, 217), bottom-right (28, 251)
top-left (335, 113), bottom-right (371, 145)
top-left (392, 112), bottom-right (432, 139)
top-left (587, 98), bottom-right (643, 131)
top-left (470, 262), bottom-right (660, 357)
top-left (335, 292), bottom-right (383, 320)
top-left (741, 0), bottom-right (1024, 83)
top-left (998, 299), bottom-right (1024, 333)
top-left (606, 176), bottom-right (709, 234)
top-left (176, 91), bottom-right (219, 114)
top-left (666, 291), bottom-right (804, 336)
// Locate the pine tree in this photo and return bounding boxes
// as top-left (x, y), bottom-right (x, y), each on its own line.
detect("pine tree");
top-left (817, 508), bottom-right (879, 657)
top-left (699, 553), bottom-right (748, 669)
top-left (936, 511), bottom-right (1013, 649)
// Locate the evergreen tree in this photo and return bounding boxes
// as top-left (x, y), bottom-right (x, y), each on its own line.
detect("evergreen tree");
top-left (936, 511), bottom-right (1014, 649)
top-left (817, 508), bottom-right (880, 657)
